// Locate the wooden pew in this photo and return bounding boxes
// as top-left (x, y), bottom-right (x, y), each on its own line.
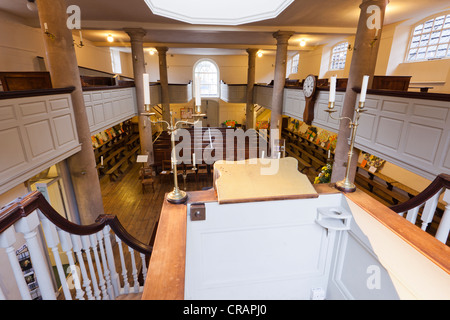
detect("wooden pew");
top-left (106, 145), bottom-right (141, 181)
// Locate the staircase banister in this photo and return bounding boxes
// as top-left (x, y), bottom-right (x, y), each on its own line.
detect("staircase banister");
top-left (390, 173), bottom-right (450, 213)
top-left (96, 214), bottom-right (153, 255)
top-left (0, 191), bottom-right (152, 256)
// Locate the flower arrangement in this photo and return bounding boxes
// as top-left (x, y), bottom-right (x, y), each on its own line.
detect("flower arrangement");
top-left (314, 163), bottom-right (332, 184)
top-left (363, 152), bottom-right (385, 168)
top-left (224, 120), bottom-right (236, 128)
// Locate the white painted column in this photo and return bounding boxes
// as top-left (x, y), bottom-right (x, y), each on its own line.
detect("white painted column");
top-left (435, 189), bottom-right (450, 244)
top-left (0, 226), bottom-right (32, 300)
top-left (14, 211), bottom-right (56, 300)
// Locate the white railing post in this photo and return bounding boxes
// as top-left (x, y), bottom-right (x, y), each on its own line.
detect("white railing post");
top-left (140, 253), bottom-right (148, 283)
top-left (127, 246), bottom-right (139, 293)
top-left (435, 189), bottom-right (450, 244)
top-left (89, 233), bottom-right (109, 300)
top-left (70, 234), bottom-right (95, 300)
top-left (115, 235), bottom-right (130, 294)
top-left (96, 230), bottom-right (114, 299)
top-left (81, 235), bottom-right (101, 300)
top-left (57, 229), bottom-right (84, 300)
top-left (0, 226), bottom-right (32, 300)
top-left (14, 211), bottom-right (56, 300)
top-left (38, 212), bottom-right (72, 300)
top-left (102, 226), bottom-right (120, 297)
top-left (420, 190), bottom-right (443, 231)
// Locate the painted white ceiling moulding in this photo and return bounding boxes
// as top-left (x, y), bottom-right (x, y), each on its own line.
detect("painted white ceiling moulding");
top-left (144, 0), bottom-right (295, 25)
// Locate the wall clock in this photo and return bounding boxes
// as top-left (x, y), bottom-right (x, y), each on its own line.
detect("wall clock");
top-left (302, 74), bottom-right (318, 125)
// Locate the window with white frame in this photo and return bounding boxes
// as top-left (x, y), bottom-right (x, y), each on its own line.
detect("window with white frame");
top-left (329, 42), bottom-right (348, 70)
top-left (110, 48), bottom-right (122, 74)
top-left (291, 53), bottom-right (300, 74)
top-left (194, 59), bottom-right (219, 97)
top-left (407, 13), bottom-right (450, 62)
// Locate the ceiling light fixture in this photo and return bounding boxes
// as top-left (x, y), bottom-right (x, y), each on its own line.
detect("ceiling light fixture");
top-left (107, 34), bottom-right (114, 43)
top-left (257, 51), bottom-right (263, 58)
top-left (300, 40), bottom-right (306, 47)
top-left (27, 0), bottom-right (37, 11)
top-left (149, 49), bottom-right (155, 55)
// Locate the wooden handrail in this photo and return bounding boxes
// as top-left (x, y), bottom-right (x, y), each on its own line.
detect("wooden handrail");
top-left (0, 191), bottom-right (152, 256)
top-left (390, 174), bottom-right (450, 213)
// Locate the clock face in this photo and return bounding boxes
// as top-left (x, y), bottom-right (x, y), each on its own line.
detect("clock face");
top-left (303, 75), bottom-right (316, 98)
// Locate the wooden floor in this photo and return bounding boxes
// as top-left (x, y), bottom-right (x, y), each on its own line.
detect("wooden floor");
top-left (100, 162), bottom-right (213, 246)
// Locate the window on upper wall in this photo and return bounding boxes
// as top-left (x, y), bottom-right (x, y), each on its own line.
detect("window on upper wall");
top-left (110, 48), bottom-right (122, 74)
top-left (291, 53), bottom-right (300, 74)
top-left (407, 13), bottom-right (450, 62)
top-left (194, 59), bottom-right (220, 97)
top-left (329, 42), bottom-right (349, 70)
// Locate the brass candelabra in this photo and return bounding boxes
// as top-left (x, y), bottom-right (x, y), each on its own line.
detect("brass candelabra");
top-left (142, 108), bottom-right (205, 204)
top-left (325, 101), bottom-right (366, 193)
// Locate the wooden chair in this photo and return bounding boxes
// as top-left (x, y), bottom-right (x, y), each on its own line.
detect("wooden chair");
top-left (140, 166), bottom-right (154, 193)
top-left (160, 160), bottom-right (173, 182)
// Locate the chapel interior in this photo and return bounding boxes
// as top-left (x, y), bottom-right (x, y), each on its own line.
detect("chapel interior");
top-left (0, 0), bottom-right (449, 301)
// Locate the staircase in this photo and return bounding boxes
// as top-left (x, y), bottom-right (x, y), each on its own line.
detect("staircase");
top-left (0, 191), bottom-right (152, 300)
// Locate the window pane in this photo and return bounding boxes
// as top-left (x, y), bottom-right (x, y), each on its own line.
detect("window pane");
top-left (429, 31), bottom-right (441, 45)
top-left (436, 44), bottom-right (448, 58)
top-left (440, 29), bottom-right (450, 43)
top-left (426, 45), bottom-right (437, 58)
top-left (423, 19), bottom-right (434, 33)
top-left (408, 48), bottom-right (418, 61)
top-left (420, 33), bottom-right (430, 46)
top-left (433, 15), bottom-right (445, 30)
top-left (413, 24), bottom-right (423, 35)
top-left (417, 47), bottom-right (427, 59)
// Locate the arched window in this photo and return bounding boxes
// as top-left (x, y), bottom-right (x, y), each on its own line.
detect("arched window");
top-left (407, 13), bottom-right (450, 62)
top-left (194, 59), bottom-right (220, 97)
top-left (329, 42), bottom-right (349, 70)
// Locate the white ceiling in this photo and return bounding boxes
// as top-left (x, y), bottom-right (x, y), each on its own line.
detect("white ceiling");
top-left (1, 0), bottom-right (449, 55)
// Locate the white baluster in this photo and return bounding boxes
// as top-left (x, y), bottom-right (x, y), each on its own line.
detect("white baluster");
top-left (81, 235), bottom-right (101, 300)
top-left (140, 253), bottom-right (148, 283)
top-left (96, 230), bottom-right (114, 299)
top-left (115, 235), bottom-right (130, 294)
top-left (89, 233), bottom-right (109, 300)
top-left (127, 246), bottom-right (139, 293)
top-left (57, 229), bottom-right (84, 300)
top-left (38, 212), bottom-right (72, 300)
top-left (435, 189), bottom-right (450, 244)
top-left (14, 211), bottom-right (56, 300)
top-left (102, 226), bottom-right (120, 297)
top-left (0, 283), bottom-right (5, 300)
top-left (420, 190), bottom-right (443, 231)
top-left (70, 234), bottom-right (94, 300)
top-left (0, 226), bottom-right (31, 300)
top-left (405, 205), bottom-right (421, 224)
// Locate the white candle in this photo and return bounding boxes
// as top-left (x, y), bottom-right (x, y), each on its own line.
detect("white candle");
top-left (195, 74), bottom-right (201, 106)
top-left (193, 153), bottom-right (196, 166)
top-left (261, 150), bottom-right (265, 158)
top-left (101, 156), bottom-right (103, 166)
top-left (360, 75), bottom-right (369, 102)
top-left (328, 149), bottom-right (331, 159)
top-left (329, 76), bottom-right (336, 102)
top-left (44, 23), bottom-right (48, 31)
top-left (143, 73), bottom-right (150, 105)
top-left (278, 152), bottom-right (281, 159)
top-left (79, 30), bottom-right (83, 43)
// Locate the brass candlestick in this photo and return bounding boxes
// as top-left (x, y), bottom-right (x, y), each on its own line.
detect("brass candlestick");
top-left (325, 101), bottom-right (366, 193)
top-left (142, 108), bottom-right (205, 204)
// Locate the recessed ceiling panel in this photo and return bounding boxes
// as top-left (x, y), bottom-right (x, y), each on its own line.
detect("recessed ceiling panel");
top-left (144, 0), bottom-right (295, 25)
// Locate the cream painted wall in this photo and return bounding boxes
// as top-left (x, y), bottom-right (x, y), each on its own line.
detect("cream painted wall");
top-left (0, 11), bottom-right (133, 80)
top-left (288, 47), bottom-right (324, 81)
top-left (144, 53), bottom-right (275, 85)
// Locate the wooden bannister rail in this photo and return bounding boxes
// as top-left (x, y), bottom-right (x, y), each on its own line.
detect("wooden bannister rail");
top-left (389, 173), bottom-right (450, 244)
top-left (0, 191), bottom-right (152, 255)
top-left (390, 174), bottom-right (450, 213)
top-left (0, 191), bottom-right (152, 300)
